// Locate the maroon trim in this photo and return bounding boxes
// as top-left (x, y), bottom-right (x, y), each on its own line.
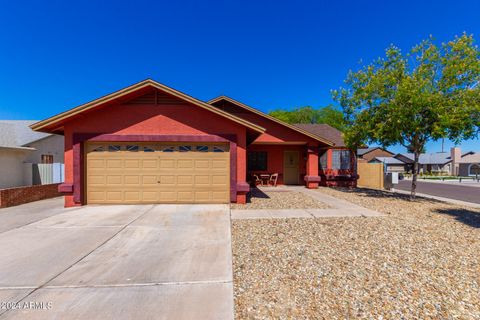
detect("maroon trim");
top-left (304, 175), bottom-right (321, 182)
top-left (58, 183), bottom-right (74, 193)
top-left (72, 133), bottom-right (239, 205)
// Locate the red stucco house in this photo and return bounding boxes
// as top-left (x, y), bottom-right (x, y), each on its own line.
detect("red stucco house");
top-left (31, 79), bottom-right (356, 207)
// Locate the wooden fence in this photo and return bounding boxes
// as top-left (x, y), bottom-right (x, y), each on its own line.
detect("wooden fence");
top-left (357, 162), bottom-right (384, 189)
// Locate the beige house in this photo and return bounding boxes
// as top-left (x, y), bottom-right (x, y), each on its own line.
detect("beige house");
top-left (0, 120), bottom-right (64, 189)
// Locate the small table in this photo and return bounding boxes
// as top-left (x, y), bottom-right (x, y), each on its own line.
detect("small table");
top-left (259, 174), bottom-right (271, 186)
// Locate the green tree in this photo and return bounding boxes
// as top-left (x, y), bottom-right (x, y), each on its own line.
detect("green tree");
top-left (269, 105), bottom-right (346, 130)
top-left (333, 34), bottom-right (480, 198)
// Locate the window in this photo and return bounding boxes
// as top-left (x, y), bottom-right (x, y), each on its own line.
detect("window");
top-left (319, 150), bottom-right (328, 170)
top-left (196, 145), bottom-right (209, 152)
top-left (41, 154), bottom-right (53, 164)
top-left (92, 146), bottom-right (104, 152)
top-left (469, 164), bottom-right (480, 176)
top-left (162, 146), bottom-right (175, 152)
top-left (126, 145), bottom-right (139, 152)
top-left (108, 145), bottom-right (121, 152)
top-left (332, 150), bottom-right (351, 170)
top-left (143, 146), bottom-right (155, 152)
top-left (248, 151), bottom-right (268, 171)
top-left (213, 146), bottom-right (226, 153)
top-left (179, 145), bottom-right (191, 152)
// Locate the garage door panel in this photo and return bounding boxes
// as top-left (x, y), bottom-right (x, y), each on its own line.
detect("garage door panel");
top-left (159, 175), bottom-right (175, 185)
top-left (106, 159), bottom-right (122, 169)
top-left (142, 160), bottom-right (158, 168)
top-left (86, 142), bottom-right (230, 204)
top-left (124, 175), bottom-right (140, 185)
top-left (106, 175), bottom-right (122, 185)
top-left (124, 160), bottom-right (140, 168)
top-left (142, 175), bottom-right (158, 185)
top-left (160, 159), bottom-right (175, 169)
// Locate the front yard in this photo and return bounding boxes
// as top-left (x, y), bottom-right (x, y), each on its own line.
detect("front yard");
top-left (232, 187), bottom-right (480, 319)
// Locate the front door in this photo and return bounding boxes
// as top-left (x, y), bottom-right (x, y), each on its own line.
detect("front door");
top-left (283, 151), bottom-right (299, 185)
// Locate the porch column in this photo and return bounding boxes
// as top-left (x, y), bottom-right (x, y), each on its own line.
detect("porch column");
top-left (304, 145), bottom-right (320, 189)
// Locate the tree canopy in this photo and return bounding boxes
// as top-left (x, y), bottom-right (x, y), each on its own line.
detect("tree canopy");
top-left (269, 105), bottom-right (346, 131)
top-left (332, 33), bottom-right (480, 198)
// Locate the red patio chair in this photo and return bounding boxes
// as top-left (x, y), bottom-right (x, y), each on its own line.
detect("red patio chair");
top-left (268, 173), bottom-right (278, 187)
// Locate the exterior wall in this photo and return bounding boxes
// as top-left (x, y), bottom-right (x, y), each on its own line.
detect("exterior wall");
top-left (0, 183), bottom-right (61, 208)
top-left (247, 144), bottom-right (306, 185)
top-left (62, 99), bottom-right (248, 207)
top-left (0, 149), bottom-right (31, 188)
top-left (359, 149), bottom-right (394, 162)
top-left (23, 135), bottom-right (64, 164)
top-left (459, 163), bottom-right (480, 176)
top-left (319, 148), bottom-right (357, 187)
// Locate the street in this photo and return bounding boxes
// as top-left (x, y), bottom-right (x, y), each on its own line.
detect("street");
top-left (397, 180), bottom-right (480, 204)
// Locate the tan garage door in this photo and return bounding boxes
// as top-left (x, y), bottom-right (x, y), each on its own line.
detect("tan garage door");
top-left (86, 142), bottom-right (230, 204)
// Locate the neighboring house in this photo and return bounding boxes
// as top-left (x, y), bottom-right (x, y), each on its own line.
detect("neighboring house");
top-left (452, 147), bottom-right (480, 176)
top-left (0, 120), bottom-right (64, 189)
top-left (369, 157), bottom-right (406, 173)
top-left (393, 147), bottom-right (477, 175)
top-left (357, 147), bottom-right (394, 163)
top-left (31, 79), bottom-right (357, 207)
top-left (294, 124), bottom-right (356, 187)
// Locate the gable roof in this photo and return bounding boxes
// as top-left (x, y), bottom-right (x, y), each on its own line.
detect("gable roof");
top-left (31, 79), bottom-right (266, 134)
top-left (293, 124), bottom-right (345, 147)
top-left (371, 156), bottom-right (405, 164)
top-left (208, 96), bottom-right (333, 146)
top-left (357, 147), bottom-right (394, 156)
top-left (0, 120), bottom-right (51, 149)
top-left (395, 152), bottom-right (451, 165)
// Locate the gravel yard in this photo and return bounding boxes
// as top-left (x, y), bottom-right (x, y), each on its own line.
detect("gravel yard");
top-left (231, 187), bottom-right (329, 210)
top-left (232, 187), bottom-right (480, 319)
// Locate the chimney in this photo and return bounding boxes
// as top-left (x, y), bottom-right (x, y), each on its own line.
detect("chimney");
top-left (451, 147), bottom-right (461, 176)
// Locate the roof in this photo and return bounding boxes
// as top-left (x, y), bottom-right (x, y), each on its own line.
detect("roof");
top-left (396, 152), bottom-right (451, 165)
top-left (208, 96), bottom-right (333, 146)
top-left (293, 123), bottom-right (345, 147)
top-left (0, 120), bottom-right (51, 149)
top-left (458, 152), bottom-right (480, 164)
top-left (371, 157), bottom-right (405, 164)
top-left (31, 79), bottom-right (266, 135)
top-left (357, 147), bottom-right (394, 156)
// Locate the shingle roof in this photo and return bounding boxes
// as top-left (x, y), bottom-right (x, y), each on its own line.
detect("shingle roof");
top-left (397, 152), bottom-right (451, 165)
top-left (357, 147), bottom-right (379, 156)
top-left (0, 120), bottom-right (51, 148)
top-left (372, 157), bottom-right (405, 164)
top-left (293, 124), bottom-right (345, 147)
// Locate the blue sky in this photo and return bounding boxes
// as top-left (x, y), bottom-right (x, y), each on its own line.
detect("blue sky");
top-left (0, 0), bottom-right (479, 153)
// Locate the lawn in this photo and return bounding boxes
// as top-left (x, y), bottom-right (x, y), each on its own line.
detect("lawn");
top-left (232, 187), bottom-right (480, 319)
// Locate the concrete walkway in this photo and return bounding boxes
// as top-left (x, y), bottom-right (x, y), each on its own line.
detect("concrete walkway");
top-left (231, 186), bottom-right (384, 220)
top-left (0, 201), bottom-right (233, 320)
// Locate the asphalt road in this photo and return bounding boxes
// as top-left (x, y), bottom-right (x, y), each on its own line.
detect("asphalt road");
top-left (397, 180), bottom-right (480, 204)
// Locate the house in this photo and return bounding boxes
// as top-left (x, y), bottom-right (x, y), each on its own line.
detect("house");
top-left (30, 79), bottom-right (357, 207)
top-left (451, 147), bottom-right (480, 176)
top-left (394, 148), bottom-right (473, 175)
top-left (357, 147), bottom-right (394, 163)
top-left (0, 120), bottom-right (64, 188)
top-left (368, 157), bottom-right (406, 173)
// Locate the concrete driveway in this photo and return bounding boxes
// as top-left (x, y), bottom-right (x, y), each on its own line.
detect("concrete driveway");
top-left (0, 198), bottom-right (233, 320)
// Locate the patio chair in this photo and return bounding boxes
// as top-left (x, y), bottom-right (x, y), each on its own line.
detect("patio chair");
top-left (268, 173), bottom-right (278, 187)
top-left (253, 174), bottom-right (262, 186)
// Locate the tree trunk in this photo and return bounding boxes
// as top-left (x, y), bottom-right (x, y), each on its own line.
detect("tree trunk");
top-left (410, 151), bottom-right (420, 200)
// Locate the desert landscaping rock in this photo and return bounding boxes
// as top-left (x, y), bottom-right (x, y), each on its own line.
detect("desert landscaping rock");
top-left (232, 187), bottom-right (480, 319)
top-left (231, 188), bottom-right (329, 210)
